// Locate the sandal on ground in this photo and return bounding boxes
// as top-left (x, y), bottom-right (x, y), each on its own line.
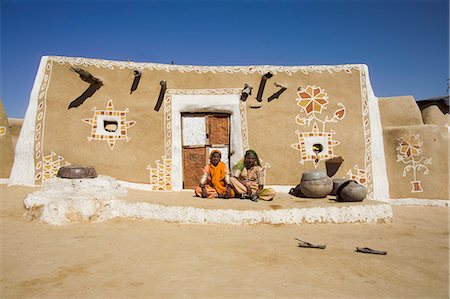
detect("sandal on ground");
top-left (295, 238), bottom-right (326, 249)
top-left (355, 247), bottom-right (387, 255)
top-left (250, 195), bottom-right (259, 202)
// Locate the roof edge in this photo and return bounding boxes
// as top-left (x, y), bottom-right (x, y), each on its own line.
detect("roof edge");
top-left (46, 55), bottom-right (365, 75)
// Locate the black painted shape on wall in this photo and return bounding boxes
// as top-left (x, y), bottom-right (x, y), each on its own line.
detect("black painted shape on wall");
top-left (70, 67), bottom-right (102, 85)
top-left (130, 70), bottom-right (142, 94)
top-left (154, 80), bottom-right (167, 112)
top-left (68, 83), bottom-right (103, 109)
top-left (256, 72), bottom-right (273, 102)
top-left (240, 84), bottom-right (252, 101)
top-left (267, 84), bottom-right (287, 102)
top-left (68, 67), bottom-right (103, 109)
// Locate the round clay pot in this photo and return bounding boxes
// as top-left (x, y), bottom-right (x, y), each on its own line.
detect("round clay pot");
top-left (336, 180), bottom-right (367, 202)
top-left (301, 169), bottom-right (328, 181)
top-left (57, 165), bottom-right (98, 179)
top-left (300, 170), bottom-right (332, 198)
top-left (330, 178), bottom-right (347, 196)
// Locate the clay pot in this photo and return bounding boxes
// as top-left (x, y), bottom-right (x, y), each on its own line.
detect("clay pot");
top-left (57, 165), bottom-right (98, 179)
top-left (301, 169), bottom-right (328, 181)
top-left (336, 180), bottom-right (367, 202)
top-left (330, 178), bottom-right (347, 196)
top-left (300, 170), bottom-right (333, 198)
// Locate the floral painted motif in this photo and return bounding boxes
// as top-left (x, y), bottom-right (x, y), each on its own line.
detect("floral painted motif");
top-left (297, 86), bottom-right (329, 115)
top-left (396, 134), bottom-right (432, 193)
top-left (82, 100), bottom-right (136, 150)
top-left (291, 85), bottom-right (346, 168)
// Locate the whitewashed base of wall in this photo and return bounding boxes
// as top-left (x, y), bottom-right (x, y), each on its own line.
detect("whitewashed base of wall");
top-left (24, 176), bottom-right (394, 225)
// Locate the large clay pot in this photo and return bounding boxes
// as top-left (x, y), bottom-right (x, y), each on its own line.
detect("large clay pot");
top-left (57, 165), bottom-right (98, 179)
top-left (300, 170), bottom-right (333, 198)
top-left (336, 180), bottom-right (367, 202)
top-left (330, 178), bottom-right (347, 196)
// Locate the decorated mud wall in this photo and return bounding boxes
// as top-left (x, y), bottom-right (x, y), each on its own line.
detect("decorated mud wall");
top-left (8, 118), bottom-right (24, 150)
top-left (0, 100), bottom-right (15, 179)
top-left (10, 56), bottom-right (392, 200)
top-left (379, 96), bottom-right (449, 199)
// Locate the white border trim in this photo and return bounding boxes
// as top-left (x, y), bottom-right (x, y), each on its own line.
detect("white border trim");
top-left (9, 56), bottom-right (49, 186)
top-left (363, 65), bottom-right (390, 200)
top-left (171, 94), bottom-right (243, 190)
top-left (378, 197), bottom-right (449, 207)
top-left (117, 179), bottom-right (177, 192)
top-left (51, 56), bottom-right (362, 76)
top-left (0, 178), bottom-right (10, 185)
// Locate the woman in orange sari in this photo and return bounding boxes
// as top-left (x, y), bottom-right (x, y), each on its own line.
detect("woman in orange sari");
top-left (194, 150), bottom-right (234, 199)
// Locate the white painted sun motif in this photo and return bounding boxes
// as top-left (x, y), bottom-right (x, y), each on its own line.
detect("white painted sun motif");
top-left (82, 100), bottom-right (136, 150)
top-left (291, 123), bottom-right (339, 168)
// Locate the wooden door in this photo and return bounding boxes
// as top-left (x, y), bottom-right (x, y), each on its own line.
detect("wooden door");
top-left (181, 113), bottom-right (230, 189)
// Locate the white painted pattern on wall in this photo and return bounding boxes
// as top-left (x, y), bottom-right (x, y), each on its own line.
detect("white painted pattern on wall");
top-left (52, 56), bottom-right (362, 76)
top-left (396, 134), bottom-right (432, 193)
top-left (291, 85), bottom-right (346, 168)
top-left (82, 100), bottom-right (136, 150)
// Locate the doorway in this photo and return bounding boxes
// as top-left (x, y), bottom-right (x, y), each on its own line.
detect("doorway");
top-left (181, 113), bottom-right (230, 189)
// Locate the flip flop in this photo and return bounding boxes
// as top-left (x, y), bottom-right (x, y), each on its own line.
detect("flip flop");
top-left (295, 238), bottom-right (326, 249)
top-left (356, 247), bottom-right (387, 255)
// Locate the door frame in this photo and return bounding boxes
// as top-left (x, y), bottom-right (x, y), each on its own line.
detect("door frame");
top-left (166, 89), bottom-right (248, 190)
top-left (181, 112), bottom-right (231, 189)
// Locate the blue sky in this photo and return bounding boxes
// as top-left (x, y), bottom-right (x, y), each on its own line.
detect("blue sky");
top-left (1, 0), bottom-right (448, 118)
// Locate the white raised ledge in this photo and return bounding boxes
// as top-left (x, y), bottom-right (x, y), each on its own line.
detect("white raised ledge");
top-left (24, 176), bottom-right (393, 225)
top-left (107, 180), bottom-right (449, 207)
top-left (25, 197), bottom-right (393, 226)
top-left (376, 198), bottom-right (449, 207)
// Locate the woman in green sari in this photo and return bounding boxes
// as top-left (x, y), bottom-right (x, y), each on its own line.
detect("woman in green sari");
top-left (229, 150), bottom-right (276, 202)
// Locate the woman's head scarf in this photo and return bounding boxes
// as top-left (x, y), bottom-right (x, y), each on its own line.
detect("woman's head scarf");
top-left (209, 149), bottom-right (222, 159)
top-left (233, 149), bottom-right (262, 171)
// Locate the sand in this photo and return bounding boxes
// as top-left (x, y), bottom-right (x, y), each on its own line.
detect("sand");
top-left (1, 184), bottom-right (449, 298)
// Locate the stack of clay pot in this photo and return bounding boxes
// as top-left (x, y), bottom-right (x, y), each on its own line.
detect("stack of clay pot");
top-left (293, 155), bottom-right (368, 202)
top-left (299, 169), bottom-right (333, 198)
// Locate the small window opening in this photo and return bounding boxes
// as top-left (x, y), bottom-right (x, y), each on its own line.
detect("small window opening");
top-left (104, 120), bottom-right (118, 132)
top-left (312, 143), bottom-right (323, 154)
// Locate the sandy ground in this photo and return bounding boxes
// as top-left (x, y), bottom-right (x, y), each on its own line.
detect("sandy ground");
top-left (0, 185), bottom-right (449, 298)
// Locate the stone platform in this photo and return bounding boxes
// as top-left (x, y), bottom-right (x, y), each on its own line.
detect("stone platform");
top-left (24, 176), bottom-right (393, 225)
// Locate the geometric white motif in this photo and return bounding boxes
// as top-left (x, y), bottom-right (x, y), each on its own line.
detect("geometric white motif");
top-left (82, 99), bottom-right (136, 150)
top-left (147, 157), bottom-right (172, 191)
top-left (346, 165), bottom-right (367, 187)
top-left (35, 151), bottom-right (70, 182)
